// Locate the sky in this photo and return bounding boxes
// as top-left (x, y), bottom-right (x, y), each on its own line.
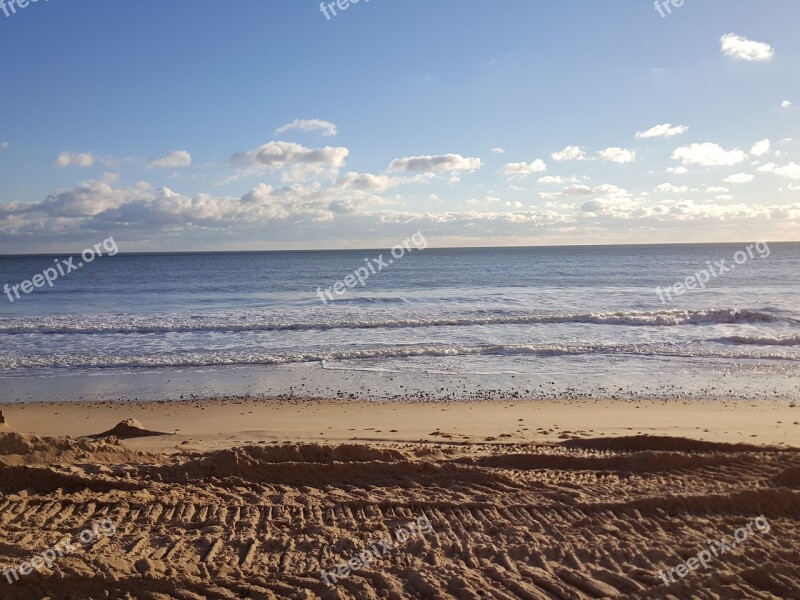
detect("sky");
top-left (0, 0), bottom-right (798, 253)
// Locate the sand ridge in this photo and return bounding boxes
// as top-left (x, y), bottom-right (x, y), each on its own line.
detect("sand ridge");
top-left (1, 431), bottom-right (799, 599)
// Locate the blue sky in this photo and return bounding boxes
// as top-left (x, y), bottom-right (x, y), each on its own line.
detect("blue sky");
top-left (0, 0), bottom-right (798, 252)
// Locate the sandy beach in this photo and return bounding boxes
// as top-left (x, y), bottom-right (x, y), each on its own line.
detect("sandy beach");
top-left (2, 397), bottom-right (799, 599)
top-left (2, 397), bottom-right (800, 452)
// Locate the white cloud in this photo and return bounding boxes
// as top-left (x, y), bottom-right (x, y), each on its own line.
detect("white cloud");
top-left (335, 171), bottom-right (394, 192)
top-left (772, 163), bottom-right (800, 179)
top-left (537, 175), bottom-right (579, 185)
top-left (706, 186), bottom-right (729, 193)
top-left (671, 143), bottom-right (747, 167)
top-left (538, 192), bottom-right (562, 201)
top-left (543, 183), bottom-right (631, 200)
top-left (757, 161), bottom-right (800, 179)
top-left (500, 158), bottom-right (547, 177)
top-left (465, 195), bottom-right (502, 206)
top-left (0, 142), bottom-right (9, 149)
top-left (388, 153), bottom-right (481, 174)
top-left (551, 145), bottom-right (586, 161)
top-left (275, 119), bottom-right (338, 137)
top-left (6, 171), bottom-right (800, 252)
top-left (7, 173), bottom-right (128, 221)
top-left (720, 33), bottom-right (774, 62)
top-left (758, 162), bottom-right (800, 179)
top-left (667, 166), bottom-right (689, 175)
top-left (635, 123), bottom-right (689, 139)
top-left (578, 196), bottom-right (645, 218)
top-left (724, 173), bottom-right (755, 183)
top-left (232, 140), bottom-right (349, 181)
top-left (749, 139), bottom-right (771, 157)
top-left (782, 100), bottom-right (792, 109)
top-left (148, 150), bottom-right (192, 169)
top-left (54, 152), bottom-right (95, 168)
top-left (656, 183), bottom-right (689, 194)
top-left (591, 184), bottom-right (631, 199)
top-left (596, 147), bottom-right (635, 164)
top-left (561, 184), bottom-right (593, 196)
top-left (491, 147), bottom-right (506, 154)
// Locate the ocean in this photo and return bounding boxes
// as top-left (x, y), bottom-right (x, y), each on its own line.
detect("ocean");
top-left (1, 243), bottom-right (799, 402)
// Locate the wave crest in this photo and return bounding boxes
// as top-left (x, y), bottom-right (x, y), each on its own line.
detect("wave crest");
top-left (0, 308), bottom-right (788, 336)
top-left (718, 334), bottom-right (800, 347)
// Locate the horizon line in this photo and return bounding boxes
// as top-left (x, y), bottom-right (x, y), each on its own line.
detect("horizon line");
top-left (0, 239), bottom-right (795, 258)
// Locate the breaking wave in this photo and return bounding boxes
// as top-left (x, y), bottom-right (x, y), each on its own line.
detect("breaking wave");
top-left (0, 308), bottom-right (790, 336)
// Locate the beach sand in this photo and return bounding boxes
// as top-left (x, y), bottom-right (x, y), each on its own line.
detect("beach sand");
top-left (1, 397), bottom-right (799, 599)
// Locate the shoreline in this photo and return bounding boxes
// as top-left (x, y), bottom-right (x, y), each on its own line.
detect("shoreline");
top-left (3, 357), bottom-right (798, 406)
top-left (2, 395), bottom-right (798, 453)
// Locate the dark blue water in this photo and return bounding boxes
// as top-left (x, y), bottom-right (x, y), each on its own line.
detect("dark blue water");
top-left (1, 243), bottom-right (798, 401)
